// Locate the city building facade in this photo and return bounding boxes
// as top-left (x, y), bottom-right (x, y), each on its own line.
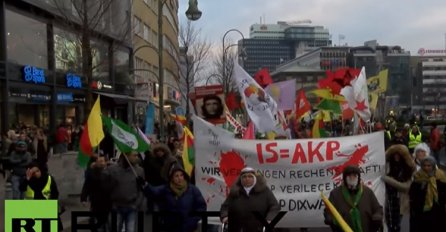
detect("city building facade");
top-left (240, 21), bottom-right (331, 76)
top-left (411, 48), bottom-right (446, 118)
top-left (132, 0), bottom-right (181, 127)
top-left (1, 0), bottom-right (135, 134)
top-left (349, 40), bottom-right (411, 115)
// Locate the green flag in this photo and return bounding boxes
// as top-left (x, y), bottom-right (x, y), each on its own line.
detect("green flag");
top-left (102, 116), bottom-right (149, 153)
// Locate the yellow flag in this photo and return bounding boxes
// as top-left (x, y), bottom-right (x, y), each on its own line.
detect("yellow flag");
top-left (182, 127), bottom-right (195, 176)
top-left (369, 93), bottom-right (379, 111)
top-left (311, 89), bottom-right (345, 101)
top-left (87, 96), bottom-right (104, 147)
top-left (367, 69), bottom-right (388, 93)
top-left (266, 131), bottom-right (276, 140)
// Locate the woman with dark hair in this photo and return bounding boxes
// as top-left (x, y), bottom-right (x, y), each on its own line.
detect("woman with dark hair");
top-left (382, 144), bottom-right (416, 232)
top-left (201, 95), bottom-right (224, 120)
top-left (143, 165), bottom-right (206, 232)
top-left (21, 161), bottom-right (59, 200)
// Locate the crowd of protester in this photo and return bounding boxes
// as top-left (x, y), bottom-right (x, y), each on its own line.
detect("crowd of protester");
top-left (2, 114), bottom-right (446, 231)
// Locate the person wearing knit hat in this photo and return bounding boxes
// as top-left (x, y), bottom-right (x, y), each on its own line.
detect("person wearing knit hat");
top-left (9, 140), bottom-right (32, 199)
top-left (409, 156), bottom-right (446, 231)
top-left (143, 164), bottom-right (206, 232)
top-left (412, 143), bottom-right (432, 171)
top-left (220, 166), bottom-right (279, 232)
top-left (324, 165), bottom-right (383, 232)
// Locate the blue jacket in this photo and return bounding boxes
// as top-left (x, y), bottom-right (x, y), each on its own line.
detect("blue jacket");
top-left (145, 183), bottom-right (207, 232)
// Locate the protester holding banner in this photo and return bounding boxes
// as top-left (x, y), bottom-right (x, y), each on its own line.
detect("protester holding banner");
top-left (382, 145), bottom-right (415, 232)
top-left (220, 167), bottom-right (280, 232)
top-left (409, 156), bottom-right (446, 232)
top-left (324, 165), bottom-right (383, 232)
top-left (143, 165), bottom-right (206, 232)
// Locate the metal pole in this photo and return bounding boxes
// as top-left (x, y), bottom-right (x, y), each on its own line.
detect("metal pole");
top-left (221, 29), bottom-right (245, 96)
top-left (158, 0), bottom-right (165, 142)
top-left (0, 0), bottom-right (8, 133)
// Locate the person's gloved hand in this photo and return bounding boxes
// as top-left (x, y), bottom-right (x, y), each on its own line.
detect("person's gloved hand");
top-left (136, 176), bottom-right (146, 190)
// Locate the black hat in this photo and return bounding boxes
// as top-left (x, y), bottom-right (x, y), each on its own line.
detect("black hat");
top-left (342, 165), bottom-right (361, 181)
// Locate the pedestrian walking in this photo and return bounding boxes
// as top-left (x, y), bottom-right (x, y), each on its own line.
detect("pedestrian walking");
top-left (103, 151), bottom-right (145, 232)
top-left (143, 165), bottom-right (206, 232)
top-left (409, 156), bottom-right (446, 231)
top-left (81, 156), bottom-right (111, 232)
top-left (412, 143), bottom-right (431, 171)
top-left (9, 141), bottom-right (32, 199)
top-left (324, 165), bottom-right (383, 232)
top-left (220, 167), bottom-right (280, 232)
top-left (382, 144), bottom-right (416, 232)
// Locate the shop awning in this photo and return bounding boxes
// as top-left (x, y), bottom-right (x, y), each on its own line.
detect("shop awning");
top-left (94, 91), bottom-right (148, 104)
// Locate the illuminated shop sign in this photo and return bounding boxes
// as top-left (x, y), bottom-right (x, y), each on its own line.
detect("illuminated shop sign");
top-left (57, 92), bottom-right (74, 102)
top-left (22, 65), bottom-right (46, 84)
top-left (66, 73), bottom-right (82, 88)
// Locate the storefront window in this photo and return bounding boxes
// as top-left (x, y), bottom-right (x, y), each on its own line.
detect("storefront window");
top-left (114, 48), bottom-right (131, 85)
top-left (6, 9), bottom-right (48, 68)
top-left (54, 27), bottom-right (82, 73)
top-left (91, 40), bottom-right (110, 83)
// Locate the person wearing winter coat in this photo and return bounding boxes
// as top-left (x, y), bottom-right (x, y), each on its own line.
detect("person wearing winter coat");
top-left (80, 156), bottom-right (111, 231)
top-left (409, 156), bottom-right (446, 232)
top-left (324, 165), bottom-right (383, 232)
top-left (382, 144), bottom-right (416, 232)
top-left (143, 165), bottom-right (206, 232)
top-left (412, 143), bottom-right (432, 171)
top-left (143, 143), bottom-right (179, 186)
top-left (9, 141), bottom-right (32, 199)
top-left (220, 167), bottom-right (280, 232)
top-left (20, 161), bottom-right (59, 200)
top-left (102, 152), bottom-right (145, 232)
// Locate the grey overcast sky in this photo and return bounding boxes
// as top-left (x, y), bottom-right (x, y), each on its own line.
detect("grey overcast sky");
top-left (178, 0), bottom-right (446, 54)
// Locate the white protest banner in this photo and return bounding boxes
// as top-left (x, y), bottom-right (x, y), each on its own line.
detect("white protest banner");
top-left (194, 116), bottom-right (385, 228)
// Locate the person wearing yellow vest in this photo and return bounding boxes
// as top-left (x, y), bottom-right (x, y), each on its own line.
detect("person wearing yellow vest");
top-left (407, 125), bottom-right (424, 154)
top-left (20, 162), bottom-right (59, 200)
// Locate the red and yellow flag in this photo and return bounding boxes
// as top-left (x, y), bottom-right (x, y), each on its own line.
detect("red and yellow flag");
top-left (78, 97), bottom-right (104, 168)
top-left (182, 127), bottom-right (195, 176)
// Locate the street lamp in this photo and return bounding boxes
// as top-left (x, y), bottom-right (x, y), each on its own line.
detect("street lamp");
top-left (185, 0), bottom-right (202, 21)
top-left (158, 0), bottom-right (201, 142)
top-left (221, 29), bottom-right (245, 95)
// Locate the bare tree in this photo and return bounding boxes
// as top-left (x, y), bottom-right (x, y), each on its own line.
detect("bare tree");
top-left (178, 21), bottom-right (211, 123)
top-left (212, 38), bottom-right (240, 96)
top-left (50, 0), bottom-right (132, 115)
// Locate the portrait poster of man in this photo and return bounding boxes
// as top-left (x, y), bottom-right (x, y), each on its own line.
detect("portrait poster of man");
top-left (195, 85), bottom-right (226, 125)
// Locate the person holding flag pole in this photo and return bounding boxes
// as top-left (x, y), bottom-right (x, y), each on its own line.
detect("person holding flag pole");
top-left (100, 116), bottom-right (150, 232)
top-left (323, 165), bottom-right (383, 232)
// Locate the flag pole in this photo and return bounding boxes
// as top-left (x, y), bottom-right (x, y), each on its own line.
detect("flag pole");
top-left (122, 152), bottom-right (139, 178)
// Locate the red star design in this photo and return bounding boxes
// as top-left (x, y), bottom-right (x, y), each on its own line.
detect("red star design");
top-left (355, 100), bottom-right (368, 111)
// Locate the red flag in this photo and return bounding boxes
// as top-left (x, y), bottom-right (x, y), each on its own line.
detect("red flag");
top-left (295, 89), bottom-right (311, 119)
top-left (243, 121), bottom-right (255, 140)
top-left (254, 68), bottom-right (273, 88)
top-left (225, 92), bottom-right (240, 111)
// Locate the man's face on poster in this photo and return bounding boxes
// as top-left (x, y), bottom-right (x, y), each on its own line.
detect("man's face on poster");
top-left (204, 98), bottom-right (220, 115)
